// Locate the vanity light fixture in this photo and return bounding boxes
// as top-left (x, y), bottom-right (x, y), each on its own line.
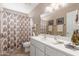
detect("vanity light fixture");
top-left (51, 3), bottom-right (67, 8)
top-left (51, 3), bottom-right (60, 10)
top-left (45, 3), bottom-right (67, 13)
top-left (45, 6), bottom-right (53, 13)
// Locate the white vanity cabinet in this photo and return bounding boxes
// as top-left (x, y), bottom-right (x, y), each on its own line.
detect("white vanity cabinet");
top-left (36, 47), bottom-right (45, 56)
top-left (30, 38), bottom-right (45, 56)
top-left (30, 37), bottom-right (72, 56)
top-left (46, 46), bottom-right (65, 56)
top-left (30, 44), bottom-right (36, 56)
top-left (45, 46), bottom-right (72, 56)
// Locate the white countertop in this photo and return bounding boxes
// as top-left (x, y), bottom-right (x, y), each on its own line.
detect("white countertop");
top-left (31, 35), bottom-right (79, 56)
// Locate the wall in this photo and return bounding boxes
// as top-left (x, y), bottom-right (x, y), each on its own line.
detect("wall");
top-left (29, 3), bottom-right (50, 34)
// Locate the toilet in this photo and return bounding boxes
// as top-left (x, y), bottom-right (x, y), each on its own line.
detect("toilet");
top-left (23, 42), bottom-right (30, 53)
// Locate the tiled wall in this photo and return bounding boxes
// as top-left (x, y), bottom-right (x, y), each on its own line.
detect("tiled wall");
top-left (0, 8), bottom-right (32, 54)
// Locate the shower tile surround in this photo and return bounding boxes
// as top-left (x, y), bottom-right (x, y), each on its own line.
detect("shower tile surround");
top-left (0, 8), bottom-right (32, 55)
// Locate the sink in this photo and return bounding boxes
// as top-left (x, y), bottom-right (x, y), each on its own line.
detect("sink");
top-left (49, 40), bottom-right (64, 45)
top-left (37, 34), bottom-right (68, 45)
top-left (43, 37), bottom-right (64, 45)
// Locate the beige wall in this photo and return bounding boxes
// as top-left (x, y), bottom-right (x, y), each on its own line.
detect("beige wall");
top-left (29, 3), bottom-right (50, 34)
top-left (29, 3), bottom-right (79, 35)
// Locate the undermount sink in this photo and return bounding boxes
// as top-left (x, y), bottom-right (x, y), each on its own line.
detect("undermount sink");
top-left (47, 38), bottom-right (64, 44)
top-left (37, 34), bottom-right (69, 45)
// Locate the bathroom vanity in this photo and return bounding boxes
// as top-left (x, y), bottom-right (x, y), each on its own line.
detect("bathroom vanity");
top-left (30, 34), bottom-right (79, 56)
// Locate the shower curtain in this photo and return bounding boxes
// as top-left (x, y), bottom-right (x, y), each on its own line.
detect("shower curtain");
top-left (0, 8), bottom-right (32, 55)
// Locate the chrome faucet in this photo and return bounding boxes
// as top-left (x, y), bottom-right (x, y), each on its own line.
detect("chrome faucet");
top-left (54, 36), bottom-right (58, 41)
top-left (54, 35), bottom-right (60, 43)
top-left (44, 34), bottom-right (46, 38)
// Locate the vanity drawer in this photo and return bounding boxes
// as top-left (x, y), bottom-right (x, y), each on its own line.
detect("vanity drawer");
top-left (36, 47), bottom-right (45, 56)
top-left (31, 39), bottom-right (45, 52)
top-left (46, 46), bottom-right (70, 56)
top-left (30, 45), bottom-right (36, 56)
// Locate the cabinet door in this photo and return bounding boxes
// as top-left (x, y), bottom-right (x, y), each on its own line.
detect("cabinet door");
top-left (31, 38), bottom-right (45, 52)
top-left (46, 46), bottom-right (71, 56)
top-left (36, 48), bottom-right (45, 56)
top-left (30, 45), bottom-right (36, 56)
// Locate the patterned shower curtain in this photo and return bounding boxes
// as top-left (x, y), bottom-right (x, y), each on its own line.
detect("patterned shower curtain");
top-left (0, 8), bottom-right (32, 55)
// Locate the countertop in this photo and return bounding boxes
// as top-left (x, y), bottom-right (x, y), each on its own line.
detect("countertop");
top-left (31, 35), bottom-right (79, 56)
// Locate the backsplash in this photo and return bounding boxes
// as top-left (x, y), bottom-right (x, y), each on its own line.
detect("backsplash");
top-left (0, 8), bottom-right (32, 54)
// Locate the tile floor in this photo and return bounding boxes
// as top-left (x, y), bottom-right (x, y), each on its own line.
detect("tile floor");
top-left (0, 48), bottom-right (30, 56)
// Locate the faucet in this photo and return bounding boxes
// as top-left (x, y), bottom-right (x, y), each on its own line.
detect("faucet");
top-left (54, 36), bottom-right (58, 41)
top-left (54, 35), bottom-right (60, 43)
top-left (54, 35), bottom-right (64, 43)
top-left (42, 34), bottom-right (47, 40)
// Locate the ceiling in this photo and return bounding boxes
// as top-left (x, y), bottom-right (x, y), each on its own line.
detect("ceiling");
top-left (24, 3), bottom-right (39, 13)
top-left (0, 3), bottom-right (39, 13)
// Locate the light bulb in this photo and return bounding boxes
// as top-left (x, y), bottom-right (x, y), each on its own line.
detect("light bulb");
top-left (45, 6), bottom-right (53, 12)
top-left (51, 3), bottom-right (60, 10)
